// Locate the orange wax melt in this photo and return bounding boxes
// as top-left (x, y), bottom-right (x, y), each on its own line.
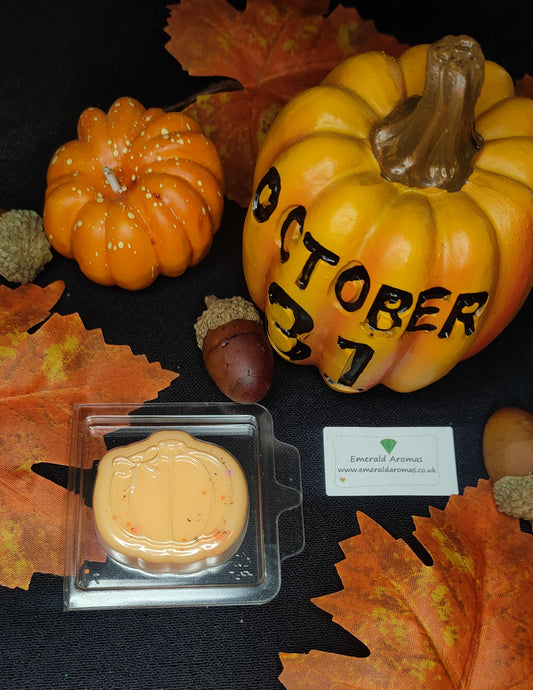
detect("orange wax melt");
top-left (92, 430), bottom-right (249, 574)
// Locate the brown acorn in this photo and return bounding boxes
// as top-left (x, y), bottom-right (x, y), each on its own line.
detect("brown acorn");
top-left (194, 295), bottom-right (274, 403)
top-left (483, 407), bottom-right (533, 523)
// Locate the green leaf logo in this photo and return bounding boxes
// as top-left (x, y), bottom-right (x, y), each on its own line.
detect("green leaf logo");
top-left (380, 438), bottom-right (397, 454)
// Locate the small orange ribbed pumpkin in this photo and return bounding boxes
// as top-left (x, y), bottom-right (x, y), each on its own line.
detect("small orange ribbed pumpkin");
top-left (243, 36), bottom-right (533, 393)
top-left (44, 97), bottom-right (224, 290)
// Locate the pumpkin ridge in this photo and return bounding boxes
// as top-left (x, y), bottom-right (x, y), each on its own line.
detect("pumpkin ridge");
top-left (164, 173), bottom-right (216, 266)
top-left (252, 84), bottom-right (381, 179)
top-left (380, 193), bottom-right (440, 376)
top-left (357, 193), bottom-right (443, 391)
top-left (473, 60), bottom-right (515, 117)
top-left (475, 97), bottom-right (533, 139)
top-left (121, 184), bottom-right (193, 276)
top-left (460, 172), bottom-right (533, 354)
top-left (323, 50), bottom-right (406, 118)
top-left (136, 158), bottom-right (223, 230)
top-left (160, 174), bottom-right (215, 257)
top-left (474, 137), bottom-right (533, 190)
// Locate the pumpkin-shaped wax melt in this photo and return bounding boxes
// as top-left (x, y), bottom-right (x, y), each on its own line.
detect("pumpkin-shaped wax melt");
top-left (44, 97), bottom-right (224, 290)
top-left (242, 35), bottom-right (533, 393)
top-left (93, 430), bottom-right (249, 574)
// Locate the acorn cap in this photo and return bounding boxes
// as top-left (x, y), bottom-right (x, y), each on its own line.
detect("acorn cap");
top-left (194, 295), bottom-right (261, 349)
top-left (0, 209), bottom-right (52, 283)
top-left (492, 474), bottom-right (533, 521)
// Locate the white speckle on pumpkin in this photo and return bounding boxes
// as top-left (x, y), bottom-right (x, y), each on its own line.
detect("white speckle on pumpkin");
top-left (202, 206), bottom-right (206, 215)
top-left (113, 150), bottom-right (119, 158)
top-left (127, 212), bottom-right (135, 219)
top-left (118, 241), bottom-right (124, 249)
top-left (146, 192), bottom-right (152, 199)
top-left (66, 158), bottom-right (73, 166)
top-left (107, 242), bottom-right (112, 249)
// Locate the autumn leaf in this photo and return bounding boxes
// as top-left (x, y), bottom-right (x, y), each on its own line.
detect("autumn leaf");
top-left (0, 281), bottom-right (178, 589)
top-left (165, 0), bottom-right (407, 206)
top-left (279, 479), bottom-right (533, 689)
top-left (516, 74), bottom-right (533, 99)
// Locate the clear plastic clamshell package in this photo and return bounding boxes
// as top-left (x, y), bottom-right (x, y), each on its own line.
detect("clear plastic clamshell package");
top-left (64, 402), bottom-right (304, 610)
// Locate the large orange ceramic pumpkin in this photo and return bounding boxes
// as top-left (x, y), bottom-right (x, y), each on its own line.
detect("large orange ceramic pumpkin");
top-left (44, 97), bottom-right (224, 290)
top-left (242, 35), bottom-right (533, 393)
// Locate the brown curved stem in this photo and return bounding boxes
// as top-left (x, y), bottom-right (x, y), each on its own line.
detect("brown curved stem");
top-left (370, 35), bottom-right (485, 191)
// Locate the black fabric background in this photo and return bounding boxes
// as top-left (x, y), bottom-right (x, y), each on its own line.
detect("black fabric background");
top-left (1, 1), bottom-right (532, 688)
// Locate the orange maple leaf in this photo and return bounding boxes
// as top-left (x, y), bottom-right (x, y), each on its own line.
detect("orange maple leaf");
top-left (164, 0), bottom-right (407, 206)
top-left (516, 73), bottom-right (533, 99)
top-left (279, 479), bottom-right (533, 689)
top-left (0, 281), bottom-right (178, 589)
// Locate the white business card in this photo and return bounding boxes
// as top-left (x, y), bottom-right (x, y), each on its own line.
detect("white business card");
top-left (323, 426), bottom-right (458, 496)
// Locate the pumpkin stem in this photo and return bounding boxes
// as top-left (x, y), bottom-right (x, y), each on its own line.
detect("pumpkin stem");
top-left (103, 166), bottom-right (123, 193)
top-left (370, 35), bottom-right (485, 191)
